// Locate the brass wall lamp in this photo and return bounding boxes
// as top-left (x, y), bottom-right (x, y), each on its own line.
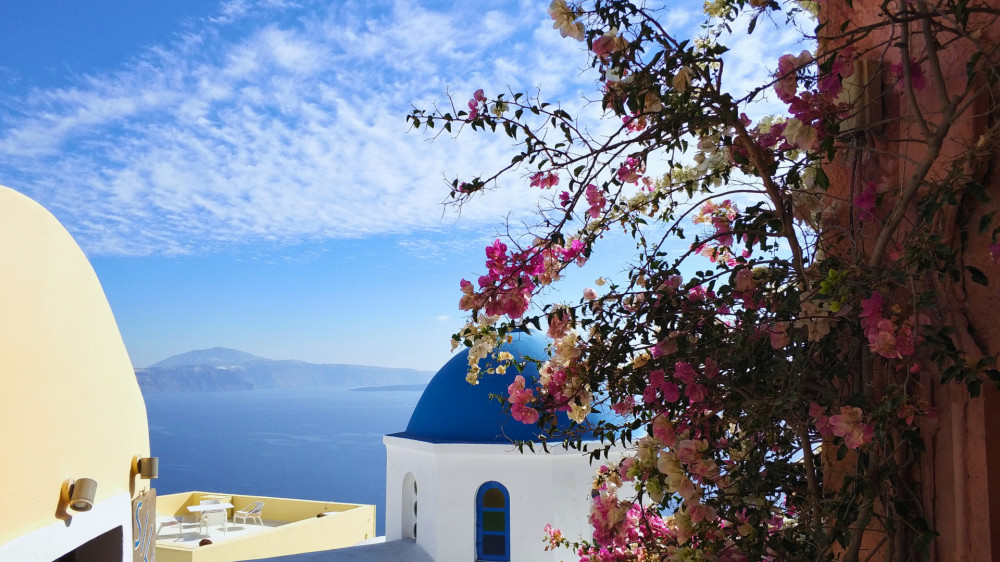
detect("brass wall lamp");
top-left (132, 455), bottom-right (159, 479)
top-left (64, 478), bottom-right (98, 512)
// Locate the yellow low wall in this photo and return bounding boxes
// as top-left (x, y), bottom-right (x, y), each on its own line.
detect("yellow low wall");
top-left (155, 492), bottom-right (376, 562)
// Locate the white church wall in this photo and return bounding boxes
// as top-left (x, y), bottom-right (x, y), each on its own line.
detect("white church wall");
top-left (384, 436), bottom-right (436, 548)
top-left (385, 436), bottom-right (602, 562)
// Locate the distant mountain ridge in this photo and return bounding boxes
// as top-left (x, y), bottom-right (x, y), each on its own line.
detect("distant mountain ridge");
top-left (136, 347), bottom-right (434, 393)
top-left (149, 347), bottom-right (264, 369)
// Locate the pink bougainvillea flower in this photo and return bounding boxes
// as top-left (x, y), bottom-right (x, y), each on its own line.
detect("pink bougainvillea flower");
top-left (854, 181), bottom-right (877, 222)
top-left (868, 318), bottom-right (905, 358)
top-left (859, 291), bottom-right (884, 332)
top-left (458, 278), bottom-right (483, 311)
top-left (860, 291), bottom-right (883, 317)
top-left (583, 287), bottom-right (598, 300)
top-left (774, 50), bottom-right (812, 103)
top-left (592, 29), bottom-right (626, 59)
top-left (616, 157), bottom-right (644, 183)
top-left (651, 336), bottom-right (676, 359)
top-left (674, 361), bottom-right (698, 384)
top-left (543, 524), bottom-right (563, 551)
top-left (686, 383), bottom-right (708, 403)
top-left (890, 58), bottom-right (926, 91)
top-left (735, 268), bottom-right (754, 292)
top-left (651, 415), bottom-right (677, 446)
top-left (704, 357), bottom-right (720, 380)
top-left (485, 238), bottom-right (507, 262)
top-left (819, 46), bottom-right (855, 97)
top-left (558, 191), bottom-right (571, 208)
top-left (585, 183), bottom-right (607, 219)
top-left (611, 396), bottom-right (636, 415)
top-left (661, 382), bottom-right (680, 403)
top-left (530, 171), bottom-right (560, 189)
top-left (688, 284), bottom-right (708, 301)
top-left (828, 406), bottom-right (873, 449)
top-left (547, 309), bottom-right (571, 340)
top-left (508, 375), bottom-right (539, 424)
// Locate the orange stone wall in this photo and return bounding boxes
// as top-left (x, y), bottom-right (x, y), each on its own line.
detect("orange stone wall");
top-left (820, 2), bottom-right (1000, 559)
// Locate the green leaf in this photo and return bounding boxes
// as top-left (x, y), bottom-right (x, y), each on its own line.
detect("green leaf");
top-left (814, 167), bottom-right (830, 190)
top-left (979, 212), bottom-right (994, 234)
top-left (966, 266), bottom-right (989, 286)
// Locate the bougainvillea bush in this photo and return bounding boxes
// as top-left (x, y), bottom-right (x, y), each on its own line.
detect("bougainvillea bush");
top-left (409, 0), bottom-right (1000, 560)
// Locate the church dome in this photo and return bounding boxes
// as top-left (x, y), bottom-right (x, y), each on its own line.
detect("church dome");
top-left (398, 331), bottom-right (601, 443)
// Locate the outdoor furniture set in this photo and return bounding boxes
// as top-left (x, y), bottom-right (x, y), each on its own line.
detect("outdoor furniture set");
top-left (157, 499), bottom-right (265, 540)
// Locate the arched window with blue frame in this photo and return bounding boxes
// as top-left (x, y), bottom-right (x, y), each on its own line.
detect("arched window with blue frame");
top-left (475, 481), bottom-right (510, 561)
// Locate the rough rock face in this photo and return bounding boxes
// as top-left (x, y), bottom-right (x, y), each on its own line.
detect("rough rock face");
top-left (135, 347), bottom-right (433, 392)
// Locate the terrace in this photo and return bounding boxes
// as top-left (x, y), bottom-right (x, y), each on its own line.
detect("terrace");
top-left (154, 492), bottom-right (375, 562)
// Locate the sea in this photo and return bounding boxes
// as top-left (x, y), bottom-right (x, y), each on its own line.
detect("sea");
top-left (144, 387), bottom-right (422, 536)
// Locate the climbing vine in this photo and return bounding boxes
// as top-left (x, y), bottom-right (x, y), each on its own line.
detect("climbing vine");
top-left (410, 0), bottom-right (1000, 559)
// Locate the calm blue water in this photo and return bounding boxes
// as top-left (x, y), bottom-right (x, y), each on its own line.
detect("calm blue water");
top-left (144, 388), bottom-right (421, 536)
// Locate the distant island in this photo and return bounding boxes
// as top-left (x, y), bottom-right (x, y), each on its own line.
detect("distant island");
top-left (135, 347), bottom-right (434, 393)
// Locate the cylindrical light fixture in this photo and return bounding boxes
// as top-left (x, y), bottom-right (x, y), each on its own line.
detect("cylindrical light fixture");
top-left (138, 457), bottom-right (159, 479)
top-left (69, 478), bottom-right (98, 512)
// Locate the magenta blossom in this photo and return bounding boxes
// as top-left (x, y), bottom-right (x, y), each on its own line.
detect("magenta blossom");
top-left (530, 171), bottom-right (560, 189)
top-left (890, 58), bottom-right (926, 90)
top-left (585, 184), bottom-right (607, 219)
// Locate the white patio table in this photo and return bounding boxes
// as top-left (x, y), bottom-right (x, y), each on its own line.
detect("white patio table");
top-left (186, 502), bottom-right (234, 513)
top-left (188, 503), bottom-right (234, 537)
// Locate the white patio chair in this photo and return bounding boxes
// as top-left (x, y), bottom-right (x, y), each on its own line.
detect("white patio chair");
top-left (156, 515), bottom-right (184, 540)
top-left (199, 507), bottom-right (228, 536)
top-left (234, 501), bottom-right (265, 526)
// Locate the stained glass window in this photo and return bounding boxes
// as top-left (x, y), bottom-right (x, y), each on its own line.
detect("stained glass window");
top-left (475, 481), bottom-right (510, 561)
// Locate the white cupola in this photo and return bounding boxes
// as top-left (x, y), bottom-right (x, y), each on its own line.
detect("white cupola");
top-left (383, 332), bottom-right (605, 562)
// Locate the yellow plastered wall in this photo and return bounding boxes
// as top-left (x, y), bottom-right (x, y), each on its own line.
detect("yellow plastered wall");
top-left (156, 493), bottom-right (376, 562)
top-left (0, 185), bottom-right (150, 544)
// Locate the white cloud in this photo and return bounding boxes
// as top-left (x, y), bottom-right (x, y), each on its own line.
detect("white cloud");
top-left (0, 0), bottom-right (798, 258)
top-left (0, 0), bottom-right (606, 256)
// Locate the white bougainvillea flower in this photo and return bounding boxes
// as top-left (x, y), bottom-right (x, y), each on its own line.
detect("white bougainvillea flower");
top-left (548, 0), bottom-right (584, 40)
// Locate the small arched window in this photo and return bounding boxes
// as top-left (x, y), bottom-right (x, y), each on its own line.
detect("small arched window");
top-left (402, 473), bottom-right (417, 539)
top-left (475, 481), bottom-right (510, 561)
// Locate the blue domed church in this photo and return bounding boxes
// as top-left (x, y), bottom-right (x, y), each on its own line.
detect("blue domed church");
top-left (382, 331), bottom-right (603, 561)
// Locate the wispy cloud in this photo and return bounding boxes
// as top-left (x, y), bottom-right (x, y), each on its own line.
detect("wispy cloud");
top-left (0, 0), bottom-right (793, 257)
top-left (0, 0), bottom-right (594, 256)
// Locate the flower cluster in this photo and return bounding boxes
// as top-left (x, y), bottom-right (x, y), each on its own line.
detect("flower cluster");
top-left (772, 47), bottom-right (857, 150)
top-left (407, 0), bottom-right (1000, 558)
top-left (460, 237), bottom-right (590, 322)
top-left (508, 374), bottom-right (540, 424)
top-left (466, 88), bottom-right (486, 121)
top-left (585, 184), bottom-right (607, 219)
top-left (617, 156), bottom-right (644, 184)
top-left (548, 0), bottom-right (584, 40)
top-left (692, 199), bottom-right (747, 266)
top-left (536, 330), bottom-right (592, 423)
top-left (811, 403), bottom-right (874, 449)
top-left (859, 291), bottom-right (925, 360)
top-left (530, 171), bottom-right (560, 189)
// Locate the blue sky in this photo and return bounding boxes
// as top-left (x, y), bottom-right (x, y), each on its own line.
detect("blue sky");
top-left (0, 0), bottom-right (797, 370)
